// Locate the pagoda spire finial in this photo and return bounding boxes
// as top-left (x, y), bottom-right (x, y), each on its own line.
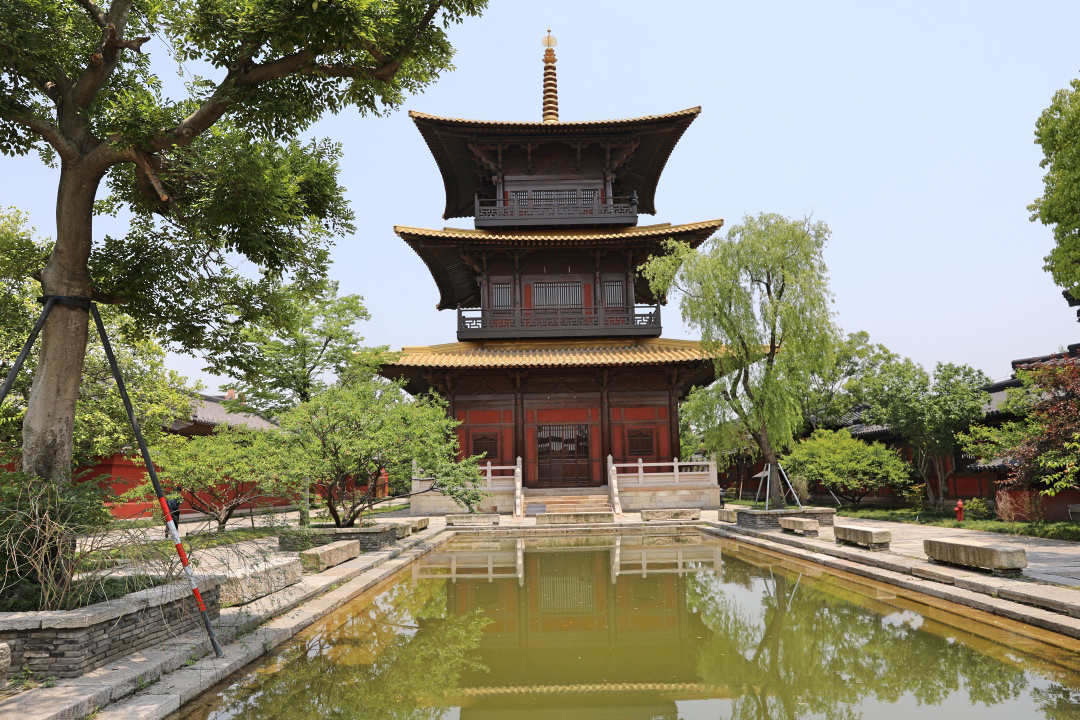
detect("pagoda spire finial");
top-left (541, 28), bottom-right (558, 124)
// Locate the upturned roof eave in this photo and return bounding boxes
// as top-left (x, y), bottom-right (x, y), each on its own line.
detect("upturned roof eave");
top-left (394, 219), bottom-right (724, 311)
top-left (409, 107), bottom-right (702, 219)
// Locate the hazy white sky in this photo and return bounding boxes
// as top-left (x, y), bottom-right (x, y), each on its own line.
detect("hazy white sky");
top-left (3, 1), bottom-right (1079, 390)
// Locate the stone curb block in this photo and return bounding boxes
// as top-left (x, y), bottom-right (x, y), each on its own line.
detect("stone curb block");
top-left (923, 537), bottom-right (1027, 575)
top-left (299, 540), bottom-right (361, 573)
top-left (537, 512), bottom-right (615, 525)
top-left (641, 509), bottom-right (701, 521)
top-left (834, 524), bottom-right (891, 550)
top-left (446, 514), bottom-right (500, 526)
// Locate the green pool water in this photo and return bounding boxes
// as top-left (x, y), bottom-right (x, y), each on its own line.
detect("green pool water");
top-left (172, 532), bottom-right (1080, 720)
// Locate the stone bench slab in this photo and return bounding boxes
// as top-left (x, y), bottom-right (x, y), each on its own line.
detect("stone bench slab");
top-left (299, 540), bottom-right (360, 573)
top-left (641, 508), bottom-right (701, 521)
top-left (924, 537), bottom-right (1027, 575)
top-left (212, 556), bottom-right (303, 607)
top-left (536, 512), bottom-right (615, 525)
top-left (446, 514), bottom-right (500, 526)
top-left (779, 517), bottom-right (819, 537)
top-left (716, 508), bottom-right (737, 523)
top-left (834, 524), bottom-right (892, 550)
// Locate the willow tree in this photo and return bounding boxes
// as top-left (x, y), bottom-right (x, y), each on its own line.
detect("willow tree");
top-left (0, 0), bottom-right (485, 482)
top-left (642, 213), bottom-right (837, 508)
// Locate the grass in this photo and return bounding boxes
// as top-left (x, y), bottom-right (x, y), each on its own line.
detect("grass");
top-left (80, 526), bottom-right (279, 572)
top-left (364, 502), bottom-right (409, 517)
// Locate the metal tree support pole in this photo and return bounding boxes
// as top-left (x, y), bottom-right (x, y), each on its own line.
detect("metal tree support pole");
top-left (89, 304), bottom-right (224, 658)
top-left (0, 296), bottom-right (58, 402)
top-left (777, 463), bottom-right (803, 508)
top-left (1, 297), bottom-right (224, 657)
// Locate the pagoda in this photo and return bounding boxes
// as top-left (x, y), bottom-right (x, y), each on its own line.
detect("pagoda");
top-left (385, 32), bottom-right (722, 515)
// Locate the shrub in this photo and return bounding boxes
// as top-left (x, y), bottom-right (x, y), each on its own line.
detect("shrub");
top-left (995, 489), bottom-right (1044, 522)
top-left (0, 470), bottom-right (113, 610)
top-left (962, 497), bottom-right (993, 520)
top-left (785, 429), bottom-right (914, 505)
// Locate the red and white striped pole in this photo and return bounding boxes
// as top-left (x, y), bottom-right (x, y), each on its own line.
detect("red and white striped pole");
top-left (90, 305), bottom-right (225, 657)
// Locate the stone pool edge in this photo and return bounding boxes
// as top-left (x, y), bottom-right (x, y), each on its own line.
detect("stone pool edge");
top-left (0, 522), bottom-right (457, 720)
top-left (699, 522), bottom-right (1080, 643)
top-left (16, 517), bottom-right (1080, 720)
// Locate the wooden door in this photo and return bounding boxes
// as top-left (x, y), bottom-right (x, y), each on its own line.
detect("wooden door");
top-left (536, 424), bottom-right (591, 487)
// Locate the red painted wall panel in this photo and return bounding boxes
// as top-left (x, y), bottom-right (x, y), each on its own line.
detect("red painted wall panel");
top-left (537, 407), bottom-right (590, 423)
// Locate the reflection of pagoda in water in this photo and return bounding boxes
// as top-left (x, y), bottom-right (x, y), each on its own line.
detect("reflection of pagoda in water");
top-left (413, 535), bottom-right (727, 719)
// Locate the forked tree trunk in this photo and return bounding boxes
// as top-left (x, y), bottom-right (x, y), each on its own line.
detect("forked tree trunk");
top-left (762, 448), bottom-right (785, 509)
top-left (20, 161), bottom-right (100, 482)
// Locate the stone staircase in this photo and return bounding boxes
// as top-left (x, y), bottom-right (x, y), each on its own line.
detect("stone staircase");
top-left (525, 491), bottom-right (615, 524)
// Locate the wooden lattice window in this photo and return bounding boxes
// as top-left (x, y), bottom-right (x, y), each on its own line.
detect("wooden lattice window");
top-left (491, 283), bottom-right (512, 310)
top-left (604, 280), bottom-right (625, 308)
top-left (627, 430), bottom-right (655, 457)
top-left (533, 282), bottom-right (582, 309)
top-left (472, 433), bottom-right (498, 459)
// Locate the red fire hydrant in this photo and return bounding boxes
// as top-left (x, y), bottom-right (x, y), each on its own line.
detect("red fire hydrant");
top-left (954, 499), bottom-right (964, 522)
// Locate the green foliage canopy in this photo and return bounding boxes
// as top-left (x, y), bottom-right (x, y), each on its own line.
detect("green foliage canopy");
top-left (277, 378), bottom-right (483, 527)
top-left (1030, 77), bottom-right (1080, 298)
top-left (960, 357), bottom-right (1080, 497)
top-left (140, 423), bottom-right (286, 531)
top-left (0, 0), bottom-right (487, 481)
top-left (642, 213), bottom-right (838, 507)
top-left (785, 429), bottom-right (914, 505)
top-left (222, 281), bottom-right (373, 419)
top-left (863, 358), bottom-right (990, 508)
top-left (801, 331), bottom-right (897, 431)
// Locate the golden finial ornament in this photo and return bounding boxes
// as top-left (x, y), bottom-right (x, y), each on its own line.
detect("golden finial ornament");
top-left (541, 28), bottom-right (559, 124)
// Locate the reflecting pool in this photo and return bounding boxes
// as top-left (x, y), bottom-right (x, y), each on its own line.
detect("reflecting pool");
top-left (172, 532), bottom-right (1080, 720)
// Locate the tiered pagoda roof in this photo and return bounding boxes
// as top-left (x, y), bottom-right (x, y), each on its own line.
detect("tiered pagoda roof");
top-left (410, 107), bottom-right (702, 219)
top-left (389, 338), bottom-right (718, 395)
top-left (397, 219), bottom-right (724, 310)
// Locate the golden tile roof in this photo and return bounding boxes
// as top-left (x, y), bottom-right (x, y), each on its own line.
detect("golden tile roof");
top-left (387, 338), bottom-right (713, 369)
top-left (407, 107), bottom-right (701, 128)
top-left (394, 219), bottom-right (725, 246)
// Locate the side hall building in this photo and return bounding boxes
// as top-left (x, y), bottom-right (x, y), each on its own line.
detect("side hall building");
top-left (382, 32), bottom-right (723, 515)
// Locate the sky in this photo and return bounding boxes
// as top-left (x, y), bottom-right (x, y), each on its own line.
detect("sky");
top-left (2, 1), bottom-right (1079, 390)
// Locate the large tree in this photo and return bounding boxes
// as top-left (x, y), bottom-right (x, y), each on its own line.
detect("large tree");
top-left (642, 213), bottom-right (837, 508)
top-left (1030, 77), bottom-right (1080, 300)
top-left (863, 359), bottom-right (990, 509)
top-left (0, 0), bottom-right (486, 482)
top-left (1, 207), bottom-right (192, 467)
top-left (800, 330), bottom-right (897, 432)
top-left (960, 356), bottom-right (1080, 498)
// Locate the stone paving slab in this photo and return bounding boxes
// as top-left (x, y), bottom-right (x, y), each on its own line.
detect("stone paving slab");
top-left (95, 694), bottom-right (180, 720)
top-left (834, 517), bottom-right (1080, 586)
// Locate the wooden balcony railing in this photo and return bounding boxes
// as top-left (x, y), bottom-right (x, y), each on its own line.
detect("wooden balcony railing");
top-left (457, 305), bottom-right (661, 339)
top-left (474, 195), bottom-right (638, 228)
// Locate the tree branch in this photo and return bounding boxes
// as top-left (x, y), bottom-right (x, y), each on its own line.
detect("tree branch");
top-left (74, 0), bottom-right (108, 28)
top-left (152, 2), bottom-right (444, 152)
top-left (68, 3), bottom-right (142, 114)
top-left (2, 106), bottom-right (78, 162)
